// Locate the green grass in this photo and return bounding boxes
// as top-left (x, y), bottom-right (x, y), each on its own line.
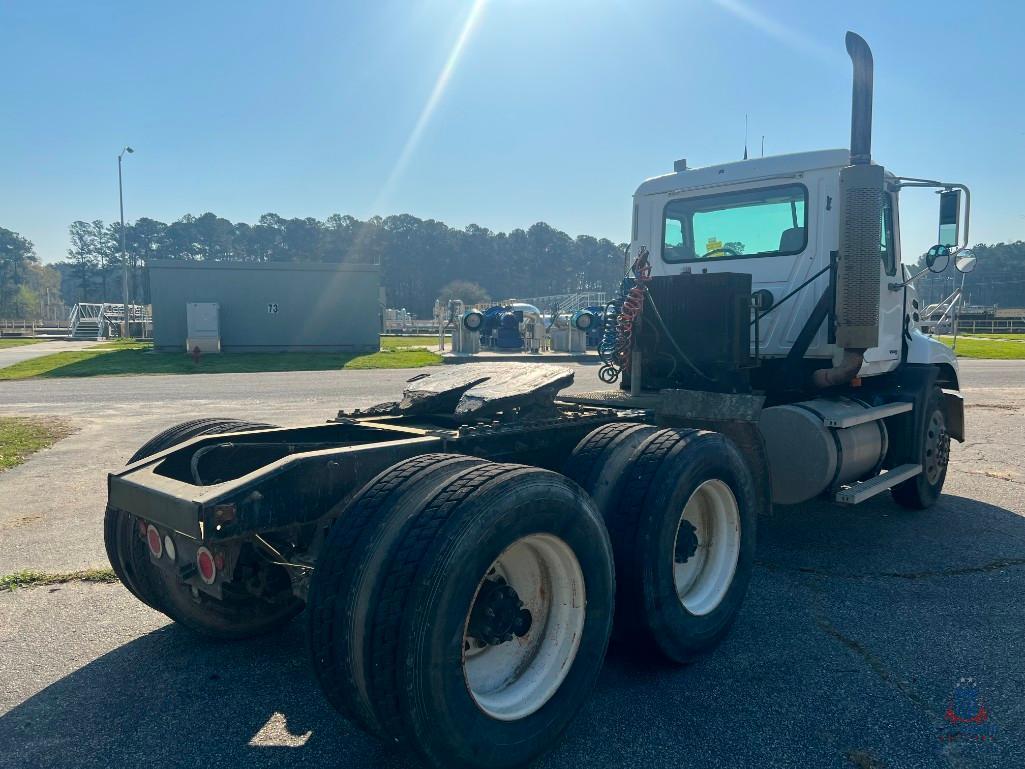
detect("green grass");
top-left (936, 336), bottom-right (1025, 360)
top-left (0, 417), bottom-right (72, 472)
top-left (380, 334), bottom-right (447, 349)
top-left (94, 338), bottom-right (152, 350)
top-left (0, 567), bottom-right (118, 592)
top-left (0, 338), bottom-right (47, 348)
top-left (0, 339), bottom-right (441, 380)
top-left (957, 332), bottom-right (1025, 340)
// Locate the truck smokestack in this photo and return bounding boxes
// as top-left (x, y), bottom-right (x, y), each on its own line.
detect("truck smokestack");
top-left (816, 31), bottom-right (884, 388)
top-left (846, 31), bottom-right (874, 165)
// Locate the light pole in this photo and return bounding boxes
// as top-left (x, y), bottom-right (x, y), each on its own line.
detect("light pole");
top-left (118, 145), bottom-right (134, 337)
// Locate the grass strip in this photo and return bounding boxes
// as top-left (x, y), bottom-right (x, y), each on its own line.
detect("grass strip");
top-left (0, 338), bottom-right (47, 348)
top-left (0, 417), bottom-right (72, 471)
top-left (0, 342), bottom-right (441, 380)
top-left (935, 336), bottom-right (1025, 360)
top-left (0, 568), bottom-right (118, 592)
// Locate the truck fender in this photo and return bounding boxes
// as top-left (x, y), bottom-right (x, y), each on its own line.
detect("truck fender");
top-left (941, 389), bottom-right (965, 442)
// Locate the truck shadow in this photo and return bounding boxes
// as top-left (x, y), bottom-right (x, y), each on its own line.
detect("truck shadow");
top-left (2, 492), bottom-right (1023, 768)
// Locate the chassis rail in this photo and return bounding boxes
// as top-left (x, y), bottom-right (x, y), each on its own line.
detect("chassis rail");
top-left (108, 405), bottom-right (641, 543)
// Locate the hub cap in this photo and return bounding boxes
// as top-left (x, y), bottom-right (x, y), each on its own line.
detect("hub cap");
top-left (462, 534), bottom-right (585, 721)
top-left (672, 479), bottom-right (741, 616)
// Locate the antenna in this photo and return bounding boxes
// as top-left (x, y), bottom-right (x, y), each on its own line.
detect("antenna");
top-left (744, 113), bottom-right (749, 160)
top-left (761, 135), bottom-right (765, 157)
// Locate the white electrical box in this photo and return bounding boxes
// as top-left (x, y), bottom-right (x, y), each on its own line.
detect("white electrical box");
top-left (186, 302), bottom-right (221, 354)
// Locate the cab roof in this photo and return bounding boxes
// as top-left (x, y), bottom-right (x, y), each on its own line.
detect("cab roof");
top-left (635, 148), bottom-right (851, 197)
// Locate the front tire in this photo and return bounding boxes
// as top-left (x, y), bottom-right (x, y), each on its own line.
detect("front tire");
top-left (891, 386), bottom-right (950, 509)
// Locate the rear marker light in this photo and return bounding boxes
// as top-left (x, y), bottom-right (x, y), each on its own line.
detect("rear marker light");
top-left (146, 525), bottom-right (163, 558)
top-left (196, 547), bottom-right (217, 584)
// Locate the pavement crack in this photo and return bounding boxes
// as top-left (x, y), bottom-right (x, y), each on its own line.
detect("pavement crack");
top-left (815, 612), bottom-right (940, 720)
top-left (757, 557), bottom-right (1025, 581)
top-left (959, 468), bottom-right (1024, 485)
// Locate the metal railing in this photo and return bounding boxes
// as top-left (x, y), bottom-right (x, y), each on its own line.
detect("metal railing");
top-left (518, 292), bottom-right (610, 316)
top-left (947, 319), bottom-right (1025, 334)
top-left (0, 319), bottom-right (72, 336)
top-left (69, 303), bottom-right (152, 339)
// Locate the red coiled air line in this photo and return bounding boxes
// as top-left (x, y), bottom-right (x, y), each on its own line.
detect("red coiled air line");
top-left (615, 247), bottom-right (651, 373)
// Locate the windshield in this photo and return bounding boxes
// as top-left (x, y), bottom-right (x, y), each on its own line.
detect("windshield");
top-left (663, 184), bottom-right (808, 263)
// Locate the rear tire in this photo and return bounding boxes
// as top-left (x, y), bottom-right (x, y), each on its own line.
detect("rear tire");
top-left (307, 453), bottom-right (489, 733)
top-left (104, 417), bottom-right (304, 639)
top-left (566, 425), bottom-right (757, 663)
top-left (563, 421), bottom-right (660, 511)
top-left (149, 552), bottom-right (304, 641)
top-left (892, 386), bottom-right (950, 509)
top-left (126, 417), bottom-right (276, 465)
top-left (309, 459), bottom-right (615, 769)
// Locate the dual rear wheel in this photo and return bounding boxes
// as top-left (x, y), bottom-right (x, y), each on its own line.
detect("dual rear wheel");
top-left (307, 425), bottom-right (756, 767)
top-left (307, 456), bottom-right (614, 769)
top-left (564, 423), bottom-right (758, 663)
top-left (109, 419), bottom-right (756, 768)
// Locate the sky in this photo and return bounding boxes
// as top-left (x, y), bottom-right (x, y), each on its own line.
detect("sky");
top-left (2, 0), bottom-right (1022, 264)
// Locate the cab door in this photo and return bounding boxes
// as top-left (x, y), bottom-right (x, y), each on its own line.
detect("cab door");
top-left (861, 191), bottom-right (902, 376)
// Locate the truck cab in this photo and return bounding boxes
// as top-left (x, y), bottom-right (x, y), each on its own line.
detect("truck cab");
top-left (629, 148), bottom-right (959, 386)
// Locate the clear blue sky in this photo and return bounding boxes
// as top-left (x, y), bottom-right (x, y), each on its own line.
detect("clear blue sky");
top-left (2, 0), bottom-right (1022, 264)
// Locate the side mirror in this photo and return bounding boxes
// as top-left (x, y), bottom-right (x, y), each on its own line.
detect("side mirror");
top-left (925, 244), bottom-right (951, 271)
top-left (938, 189), bottom-right (961, 248)
top-left (955, 249), bottom-right (977, 274)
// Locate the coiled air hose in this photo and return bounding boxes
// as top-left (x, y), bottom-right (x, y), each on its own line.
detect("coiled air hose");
top-left (598, 247), bottom-right (651, 383)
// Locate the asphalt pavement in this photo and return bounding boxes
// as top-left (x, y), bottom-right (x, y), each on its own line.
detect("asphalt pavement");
top-left (1, 360), bottom-right (1022, 769)
top-left (0, 340), bottom-right (102, 369)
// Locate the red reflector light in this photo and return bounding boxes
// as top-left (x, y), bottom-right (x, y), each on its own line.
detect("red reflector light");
top-left (196, 547), bottom-right (217, 584)
top-left (146, 525), bottom-right (163, 558)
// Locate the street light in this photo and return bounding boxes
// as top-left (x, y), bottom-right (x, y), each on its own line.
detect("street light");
top-left (118, 145), bottom-right (134, 337)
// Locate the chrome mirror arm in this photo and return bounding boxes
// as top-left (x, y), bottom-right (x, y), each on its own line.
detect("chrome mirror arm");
top-left (888, 178), bottom-right (971, 290)
top-left (893, 177), bottom-right (971, 252)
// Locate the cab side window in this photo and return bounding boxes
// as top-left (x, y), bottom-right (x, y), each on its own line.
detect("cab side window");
top-left (881, 194), bottom-right (896, 276)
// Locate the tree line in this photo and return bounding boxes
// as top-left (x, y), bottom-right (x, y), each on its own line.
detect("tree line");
top-left (4, 214), bottom-right (1023, 321)
top-left (912, 241), bottom-right (1025, 309)
top-left (0, 227), bottom-right (62, 320)
top-left (56, 212), bottom-right (628, 317)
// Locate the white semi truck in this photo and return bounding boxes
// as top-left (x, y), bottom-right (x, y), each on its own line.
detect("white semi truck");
top-left (104, 32), bottom-right (974, 769)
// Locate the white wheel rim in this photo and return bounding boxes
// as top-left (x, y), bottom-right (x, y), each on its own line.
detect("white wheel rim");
top-left (672, 479), bottom-right (741, 616)
top-left (462, 533), bottom-right (586, 721)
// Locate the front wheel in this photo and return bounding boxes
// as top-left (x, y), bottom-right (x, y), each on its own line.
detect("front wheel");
top-left (891, 387), bottom-right (950, 509)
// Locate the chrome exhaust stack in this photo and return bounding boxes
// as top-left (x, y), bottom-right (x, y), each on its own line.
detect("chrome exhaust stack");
top-left (846, 31), bottom-right (874, 166)
top-left (816, 31), bottom-right (884, 388)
